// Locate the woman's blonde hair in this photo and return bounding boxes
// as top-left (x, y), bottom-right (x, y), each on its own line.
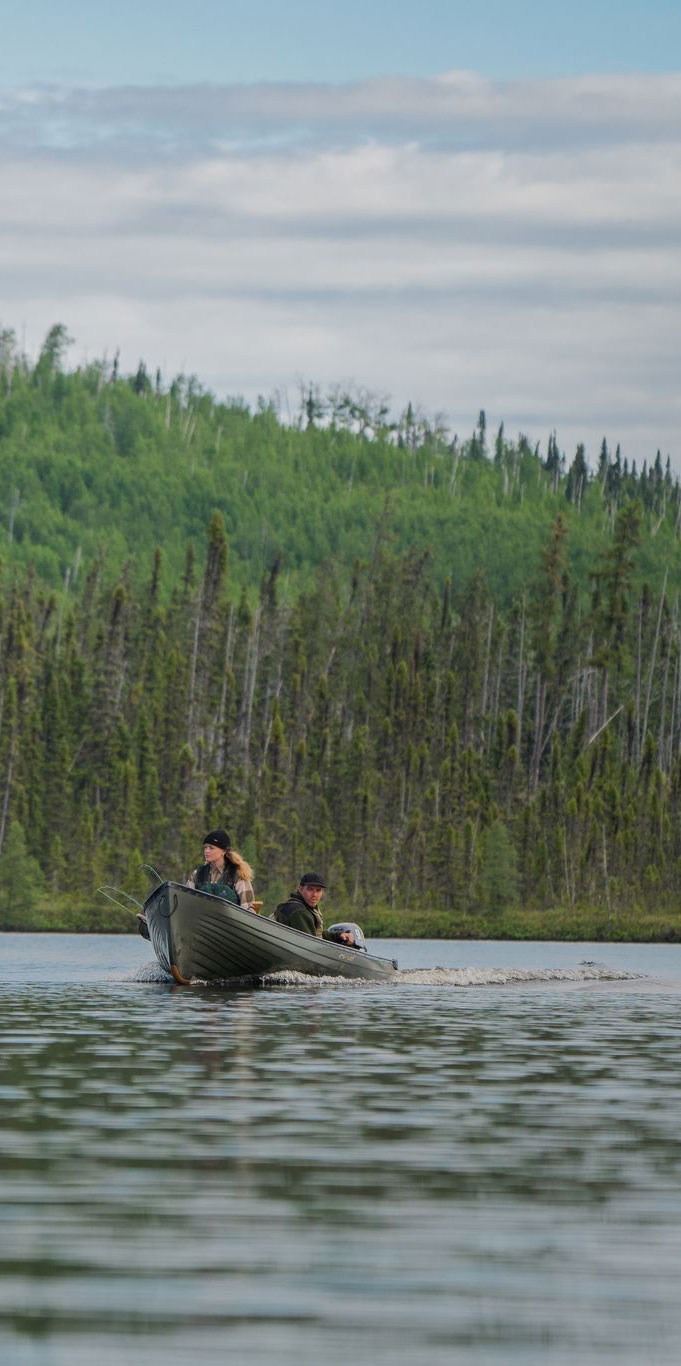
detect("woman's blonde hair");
top-left (227, 847), bottom-right (253, 883)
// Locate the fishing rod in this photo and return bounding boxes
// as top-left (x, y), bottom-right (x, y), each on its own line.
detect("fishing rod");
top-left (97, 885), bottom-right (145, 916)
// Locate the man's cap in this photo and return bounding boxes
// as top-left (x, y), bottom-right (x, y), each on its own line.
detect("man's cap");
top-left (299, 871), bottom-right (326, 888)
top-left (203, 829), bottom-right (231, 851)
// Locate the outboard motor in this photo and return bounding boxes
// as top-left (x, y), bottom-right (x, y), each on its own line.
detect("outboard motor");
top-left (326, 922), bottom-right (367, 952)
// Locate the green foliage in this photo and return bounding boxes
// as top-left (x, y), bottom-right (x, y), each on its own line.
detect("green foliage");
top-left (479, 821), bottom-right (519, 913)
top-left (2, 327), bottom-right (681, 935)
top-left (1, 325), bottom-right (680, 613)
top-left (0, 820), bottom-right (46, 927)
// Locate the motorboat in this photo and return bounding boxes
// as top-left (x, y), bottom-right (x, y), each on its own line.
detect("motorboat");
top-left (141, 881), bottom-right (398, 984)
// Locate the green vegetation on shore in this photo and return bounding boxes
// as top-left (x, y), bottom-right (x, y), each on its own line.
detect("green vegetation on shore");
top-left (1, 325), bottom-right (681, 939)
top-left (4, 893), bottom-right (681, 943)
top-left (362, 904), bottom-right (681, 942)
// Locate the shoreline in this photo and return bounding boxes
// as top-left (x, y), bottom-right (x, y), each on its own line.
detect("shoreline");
top-left (3, 905), bottom-right (681, 944)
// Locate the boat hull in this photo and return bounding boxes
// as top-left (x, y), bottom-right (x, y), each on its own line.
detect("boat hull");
top-left (143, 882), bottom-right (397, 983)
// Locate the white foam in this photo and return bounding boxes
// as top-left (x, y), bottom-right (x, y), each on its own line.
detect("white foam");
top-left (258, 963), bottom-right (644, 989)
top-left (116, 960), bottom-right (173, 983)
top-left (259, 969), bottom-right (372, 987)
top-left (112, 961), bottom-right (644, 989)
top-left (394, 964), bottom-right (643, 986)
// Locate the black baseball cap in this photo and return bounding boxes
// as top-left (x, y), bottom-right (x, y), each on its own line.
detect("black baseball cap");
top-left (299, 871), bottom-right (326, 888)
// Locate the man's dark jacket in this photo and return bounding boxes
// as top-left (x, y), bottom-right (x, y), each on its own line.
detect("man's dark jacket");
top-left (274, 889), bottom-right (323, 937)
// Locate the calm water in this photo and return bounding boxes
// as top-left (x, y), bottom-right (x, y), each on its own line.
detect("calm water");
top-left (2, 933), bottom-right (681, 1365)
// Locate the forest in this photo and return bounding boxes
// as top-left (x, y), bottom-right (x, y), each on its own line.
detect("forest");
top-left (1, 324), bottom-right (681, 938)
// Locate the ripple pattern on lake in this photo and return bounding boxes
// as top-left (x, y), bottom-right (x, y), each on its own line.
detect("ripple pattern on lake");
top-left (2, 936), bottom-right (681, 1365)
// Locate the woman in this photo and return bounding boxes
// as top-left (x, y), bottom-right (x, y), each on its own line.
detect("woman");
top-left (186, 829), bottom-right (255, 909)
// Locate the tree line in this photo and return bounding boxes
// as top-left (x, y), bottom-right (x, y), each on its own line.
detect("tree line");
top-left (1, 323), bottom-right (681, 614)
top-left (1, 493), bottom-right (681, 932)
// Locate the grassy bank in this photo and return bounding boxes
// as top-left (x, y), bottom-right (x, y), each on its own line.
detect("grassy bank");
top-left (362, 903), bottom-right (681, 942)
top-left (4, 898), bottom-right (681, 942)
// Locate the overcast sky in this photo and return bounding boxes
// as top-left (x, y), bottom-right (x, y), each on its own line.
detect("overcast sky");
top-left (2, 3), bottom-right (680, 466)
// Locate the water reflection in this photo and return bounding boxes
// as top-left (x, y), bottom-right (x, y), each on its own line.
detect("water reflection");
top-left (2, 969), bottom-right (681, 1364)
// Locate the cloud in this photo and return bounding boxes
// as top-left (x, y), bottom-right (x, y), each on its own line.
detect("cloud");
top-left (4, 72), bottom-right (681, 155)
top-left (1, 72), bottom-right (680, 463)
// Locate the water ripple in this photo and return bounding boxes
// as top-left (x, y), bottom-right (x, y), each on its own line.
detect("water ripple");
top-left (2, 935), bottom-right (681, 1364)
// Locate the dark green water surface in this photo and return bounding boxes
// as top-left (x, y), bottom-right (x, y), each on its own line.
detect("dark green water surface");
top-left (2, 934), bottom-right (681, 1365)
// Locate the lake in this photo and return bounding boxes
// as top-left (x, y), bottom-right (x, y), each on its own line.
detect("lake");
top-left (2, 933), bottom-right (681, 1365)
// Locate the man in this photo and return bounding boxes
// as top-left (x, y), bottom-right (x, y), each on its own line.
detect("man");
top-left (274, 872), bottom-right (327, 936)
top-left (274, 874), bottom-right (365, 947)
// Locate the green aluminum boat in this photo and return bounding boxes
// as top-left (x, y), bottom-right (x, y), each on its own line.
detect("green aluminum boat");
top-left (142, 881), bottom-right (398, 984)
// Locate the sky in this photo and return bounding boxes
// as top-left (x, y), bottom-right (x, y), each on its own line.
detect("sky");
top-left (4, 0), bottom-right (681, 86)
top-left (2, 1), bottom-right (680, 466)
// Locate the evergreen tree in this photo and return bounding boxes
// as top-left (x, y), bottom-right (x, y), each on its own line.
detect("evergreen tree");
top-left (0, 820), bottom-right (45, 927)
top-left (479, 820), bottom-right (519, 913)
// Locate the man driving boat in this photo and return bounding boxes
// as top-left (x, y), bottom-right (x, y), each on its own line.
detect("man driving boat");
top-left (274, 874), bottom-right (367, 948)
top-left (274, 872), bottom-right (327, 935)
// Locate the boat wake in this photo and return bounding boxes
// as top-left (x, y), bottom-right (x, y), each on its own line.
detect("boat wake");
top-left (119, 961), bottom-right (644, 988)
top-left (258, 962), bottom-right (644, 988)
top-left (393, 963), bottom-right (643, 987)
